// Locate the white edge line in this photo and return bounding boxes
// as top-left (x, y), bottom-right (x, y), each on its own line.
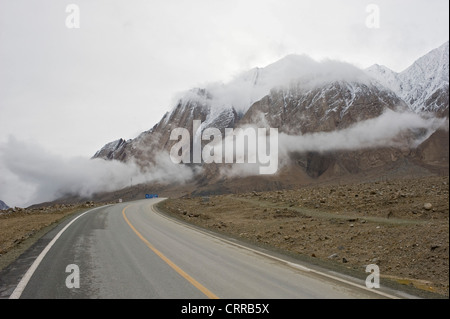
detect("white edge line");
top-left (151, 199), bottom-right (400, 299)
top-left (9, 205), bottom-right (109, 299)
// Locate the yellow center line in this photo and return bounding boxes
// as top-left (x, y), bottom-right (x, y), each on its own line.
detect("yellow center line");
top-left (122, 204), bottom-right (219, 299)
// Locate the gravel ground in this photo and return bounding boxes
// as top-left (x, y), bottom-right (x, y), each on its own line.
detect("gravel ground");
top-left (158, 175), bottom-right (449, 298)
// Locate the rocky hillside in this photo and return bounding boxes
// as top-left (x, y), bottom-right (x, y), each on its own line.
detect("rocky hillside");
top-left (366, 41), bottom-right (449, 116)
top-left (240, 79), bottom-right (406, 134)
top-left (93, 88), bottom-right (241, 167)
top-left (92, 42), bottom-right (449, 194)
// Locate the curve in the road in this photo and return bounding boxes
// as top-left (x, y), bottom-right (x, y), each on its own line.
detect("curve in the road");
top-left (122, 204), bottom-right (219, 299)
top-left (5, 199), bottom-right (416, 299)
top-left (8, 205), bottom-right (108, 299)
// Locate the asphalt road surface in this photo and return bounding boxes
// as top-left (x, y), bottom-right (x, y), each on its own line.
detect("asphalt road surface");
top-left (4, 198), bottom-right (409, 299)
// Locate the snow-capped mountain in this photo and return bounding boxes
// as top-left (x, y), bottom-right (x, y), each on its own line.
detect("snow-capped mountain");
top-left (93, 43), bottom-right (448, 186)
top-left (160, 54), bottom-right (379, 124)
top-left (94, 56), bottom-right (396, 162)
top-left (93, 138), bottom-right (128, 161)
top-left (366, 41), bottom-right (449, 115)
top-left (241, 79), bottom-right (406, 135)
top-left (202, 54), bottom-right (377, 115)
top-left (365, 64), bottom-right (402, 93)
top-left (93, 88), bottom-right (240, 165)
top-left (0, 200), bottom-right (10, 210)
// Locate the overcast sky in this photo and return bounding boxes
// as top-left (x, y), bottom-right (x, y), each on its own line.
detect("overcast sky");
top-left (0, 0), bottom-right (448, 160)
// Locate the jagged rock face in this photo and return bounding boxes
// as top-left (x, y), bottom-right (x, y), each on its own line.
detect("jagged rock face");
top-left (423, 85), bottom-right (449, 117)
top-left (238, 78), bottom-right (444, 179)
top-left (366, 41), bottom-right (449, 116)
top-left (400, 42), bottom-right (449, 114)
top-left (93, 89), bottom-right (240, 167)
top-left (92, 42), bottom-right (449, 186)
top-left (413, 129), bottom-right (449, 166)
top-left (155, 92), bottom-right (240, 150)
top-left (92, 138), bottom-right (128, 161)
top-left (240, 80), bottom-right (407, 134)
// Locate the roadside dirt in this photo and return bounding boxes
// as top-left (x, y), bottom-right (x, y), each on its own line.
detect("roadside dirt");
top-left (0, 202), bottom-right (101, 271)
top-left (158, 175), bottom-right (449, 298)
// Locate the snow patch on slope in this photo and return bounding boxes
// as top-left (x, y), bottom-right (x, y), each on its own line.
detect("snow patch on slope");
top-left (168, 55), bottom-right (376, 123)
top-left (366, 41), bottom-right (449, 113)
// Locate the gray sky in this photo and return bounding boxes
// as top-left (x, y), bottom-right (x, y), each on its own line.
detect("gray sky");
top-left (0, 0), bottom-right (448, 158)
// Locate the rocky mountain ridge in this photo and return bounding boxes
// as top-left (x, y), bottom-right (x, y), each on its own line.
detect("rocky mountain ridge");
top-left (366, 41), bottom-right (449, 116)
top-left (92, 42), bottom-right (449, 195)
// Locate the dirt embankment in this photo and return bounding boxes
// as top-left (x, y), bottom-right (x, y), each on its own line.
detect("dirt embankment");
top-left (0, 202), bottom-right (103, 271)
top-left (158, 176), bottom-right (449, 297)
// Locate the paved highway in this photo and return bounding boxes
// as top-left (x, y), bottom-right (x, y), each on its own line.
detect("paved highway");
top-left (4, 198), bottom-right (407, 299)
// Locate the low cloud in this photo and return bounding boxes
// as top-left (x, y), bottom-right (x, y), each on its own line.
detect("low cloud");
top-left (219, 109), bottom-right (447, 178)
top-left (0, 137), bottom-right (196, 207)
top-left (278, 109), bottom-right (446, 155)
top-left (173, 55), bottom-right (373, 116)
top-left (1, 110), bottom-right (446, 208)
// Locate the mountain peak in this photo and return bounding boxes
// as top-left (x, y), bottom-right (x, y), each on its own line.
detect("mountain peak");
top-left (94, 43), bottom-right (449, 168)
top-left (93, 138), bottom-right (128, 160)
top-left (365, 41), bottom-right (449, 114)
top-left (366, 63), bottom-right (393, 73)
top-left (171, 54), bottom-right (374, 119)
top-left (0, 200), bottom-right (10, 210)
top-left (401, 40), bottom-right (449, 78)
